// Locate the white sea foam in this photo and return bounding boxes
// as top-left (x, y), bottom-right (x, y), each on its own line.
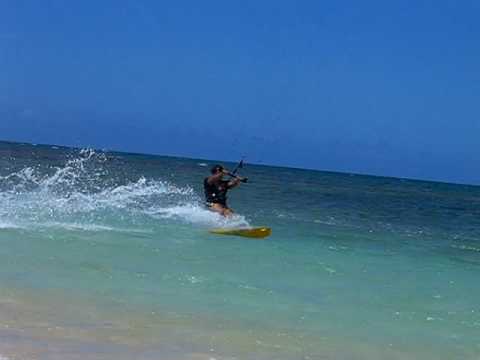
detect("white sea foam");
top-left (0, 221), bottom-right (22, 230)
top-left (148, 204), bottom-right (249, 228)
top-left (450, 244), bottom-right (480, 253)
top-left (39, 222), bottom-right (153, 234)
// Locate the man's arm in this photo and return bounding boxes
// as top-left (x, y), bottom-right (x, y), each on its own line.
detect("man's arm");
top-left (227, 177), bottom-right (242, 189)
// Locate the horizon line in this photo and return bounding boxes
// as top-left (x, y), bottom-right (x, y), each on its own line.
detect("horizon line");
top-left (1, 138), bottom-right (478, 188)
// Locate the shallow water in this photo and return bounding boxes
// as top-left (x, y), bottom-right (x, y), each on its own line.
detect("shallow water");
top-left (0, 141), bottom-right (479, 359)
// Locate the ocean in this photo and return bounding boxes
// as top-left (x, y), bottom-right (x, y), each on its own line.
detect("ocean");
top-left (0, 140), bottom-right (479, 359)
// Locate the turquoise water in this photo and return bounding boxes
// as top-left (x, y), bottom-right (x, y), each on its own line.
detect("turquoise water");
top-left (0, 141), bottom-right (479, 359)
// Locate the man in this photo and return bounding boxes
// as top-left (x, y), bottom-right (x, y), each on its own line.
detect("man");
top-left (204, 164), bottom-right (244, 217)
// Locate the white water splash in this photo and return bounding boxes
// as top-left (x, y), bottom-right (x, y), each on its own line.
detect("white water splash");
top-left (148, 204), bottom-right (249, 228)
top-left (0, 149), bottom-right (249, 231)
top-left (0, 221), bottom-right (23, 230)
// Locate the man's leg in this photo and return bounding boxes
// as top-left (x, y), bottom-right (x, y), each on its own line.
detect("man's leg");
top-left (222, 207), bottom-right (234, 217)
top-left (210, 203), bottom-right (234, 217)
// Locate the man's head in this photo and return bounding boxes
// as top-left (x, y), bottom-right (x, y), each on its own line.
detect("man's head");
top-left (211, 164), bottom-right (224, 175)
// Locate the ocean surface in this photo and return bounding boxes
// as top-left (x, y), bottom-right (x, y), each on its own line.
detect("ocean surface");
top-left (0, 140), bottom-right (479, 360)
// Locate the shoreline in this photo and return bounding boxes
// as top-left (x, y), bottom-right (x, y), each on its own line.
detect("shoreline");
top-left (0, 330), bottom-right (219, 360)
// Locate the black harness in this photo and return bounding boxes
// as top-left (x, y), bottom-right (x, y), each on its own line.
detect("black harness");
top-left (204, 178), bottom-right (229, 206)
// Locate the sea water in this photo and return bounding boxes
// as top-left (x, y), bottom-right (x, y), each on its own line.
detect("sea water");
top-left (0, 141), bottom-right (479, 359)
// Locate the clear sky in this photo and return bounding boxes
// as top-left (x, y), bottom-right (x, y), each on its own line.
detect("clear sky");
top-left (1, 1), bottom-right (479, 184)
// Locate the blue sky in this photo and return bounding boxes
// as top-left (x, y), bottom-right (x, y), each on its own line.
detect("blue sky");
top-left (1, 0), bottom-right (479, 184)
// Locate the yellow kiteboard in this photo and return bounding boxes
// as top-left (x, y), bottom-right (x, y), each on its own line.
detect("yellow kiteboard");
top-left (209, 227), bottom-right (271, 239)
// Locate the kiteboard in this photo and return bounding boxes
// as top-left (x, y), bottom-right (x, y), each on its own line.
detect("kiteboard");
top-left (209, 227), bottom-right (271, 239)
